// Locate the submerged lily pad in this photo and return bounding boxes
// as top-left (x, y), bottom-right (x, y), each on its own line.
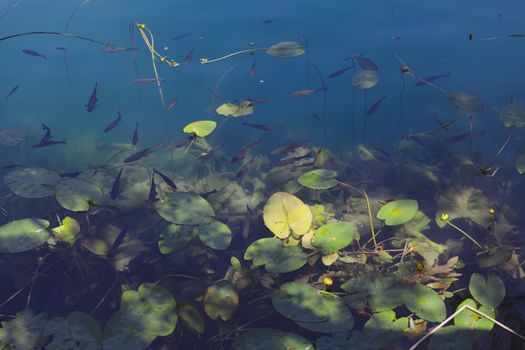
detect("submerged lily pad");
top-left (55, 177), bottom-right (104, 212)
top-left (216, 100), bottom-right (254, 117)
top-left (103, 311), bottom-right (156, 350)
top-left (198, 219), bottom-right (231, 250)
top-left (158, 224), bottom-right (194, 254)
top-left (44, 311), bottom-right (102, 349)
top-left (448, 91), bottom-right (484, 116)
top-left (377, 199), bottom-right (418, 226)
top-left (0, 310), bottom-right (49, 349)
top-left (177, 303), bottom-right (205, 336)
top-left (263, 192), bottom-right (312, 239)
top-left (266, 41), bottom-right (305, 57)
top-left (155, 192), bottom-right (215, 225)
top-left (272, 282), bottom-right (330, 323)
top-left (203, 281), bottom-right (239, 321)
top-left (351, 70), bottom-right (379, 90)
top-left (454, 298), bottom-right (494, 331)
top-left (4, 167), bottom-right (60, 198)
top-left (469, 273), bottom-right (505, 308)
top-left (435, 187), bottom-right (490, 228)
top-left (499, 101), bottom-right (525, 128)
top-left (244, 237), bottom-right (284, 266)
top-left (183, 120), bottom-right (217, 137)
top-left (476, 246), bottom-right (513, 268)
top-left (233, 328), bottom-right (313, 350)
top-left (265, 245), bottom-right (308, 273)
top-left (364, 310), bottom-right (408, 348)
top-left (0, 128), bottom-right (27, 146)
top-left (312, 221), bottom-right (357, 254)
top-left (403, 284), bottom-right (446, 322)
top-left (295, 292), bottom-right (354, 333)
top-left (298, 169), bottom-right (338, 190)
top-left (51, 216), bottom-right (80, 244)
top-left (121, 283), bottom-right (177, 336)
top-left (0, 218), bottom-right (50, 253)
top-left (515, 153), bottom-right (525, 174)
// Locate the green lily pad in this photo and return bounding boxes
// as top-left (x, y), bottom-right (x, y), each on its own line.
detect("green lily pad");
top-left (155, 192), bottom-right (215, 225)
top-left (102, 311), bottom-right (156, 350)
top-left (499, 100), bottom-right (525, 128)
top-left (51, 216), bottom-right (80, 244)
top-left (312, 221), bottom-right (357, 254)
top-left (377, 199), bottom-right (418, 226)
top-left (427, 326), bottom-right (474, 350)
top-left (183, 120), bottom-right (217, 137)
top-left (476, 246), bottom-right (513, 268)
top-left (203, 280), bottom-right (239, 321)
top-left (272, 282), bottom-right (330, 323)
top-left (266, 41), bottom-right (305, 57)
top-left (233, 328), bottom-right (313, 350)
top-left (177, 303), bottom-right (205, 336)
top-left (341, 275), bottom-right (406, 312)
top-left (4, 167), bottom-right (60, 198)
top-left (265, 245), bottom-right (308, 273)
top-left (469, 273), bottom-right (505, 308)
top-left (44, 311), bottom-right (102, 349)
top-left (364, 310), bottom-right (408, 348)
top-left (263, 192), bottom-right (312, 239)
top-left (198, 219), bottom-right (231, 250)
top-left (454, 298), bottom-right (494, 331)
top-left (55, 177), bottom-right (104, 212)
top-left (515, 153), bottom-right (525, 174)
top-left (403, 284), bottom-right (446, 322)
top-left (298, 169), bottom-right (338, 190)
top-left (0, 218), bottom-right (50, 253)
top-left (120, 283), bottom-right (177, 336)
top-left (158, 224), bottom-right (194, 254)
top-left (244, 237), bottom-right (284, 266)
top-left (0, 310), bottom-right (49, 349)
top-left (295, 292), bottom-right (354, 333)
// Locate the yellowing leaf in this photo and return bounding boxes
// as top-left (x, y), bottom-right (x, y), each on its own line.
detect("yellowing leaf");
top-left (263, 192), bottom-right (312, 239)
top-left (51, 216), bottom-right (80, 244)
top-left (216, 100), bottom-right (254, 117)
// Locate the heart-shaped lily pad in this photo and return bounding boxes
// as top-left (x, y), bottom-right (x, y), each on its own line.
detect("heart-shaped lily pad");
top-left (264, 245), bottom-right (308, 273)
top-left (272, 282), bottom-right (330, 323)
top-left (312, 221), bottom-right (357, 254)
top-left (263, 192), bottom-right (312, 239)
top-left (0, 218), bottom-right (50, 253)
top-left (183, 120), bottom-right (217, 137)
top-left (377, 199), bottom-right (418, 226)
top-left (266, 41), bottom-right (305, 57)
top-left (363, 310), bottom-right (408, 348)
top-left (44, 311), bottom-right (102, 349)
top-left (158, 224), bottom-right (194, 254)
top-left (55, 177), bottom-right (104, 212)
top-left (403, 284), bottom-right (446, 322)
top-left (454, 298), bottom-right (494, 331)
top-left (233, 328), bottom-right (313, 350)
top-left (0, 310), bottom-right (49, 349)
top-left (4, 167), bottom-right (60, 198)
top-left (155, 192), bottom-right (215, 225)
top-left (203, 280), bottom-right (239, 321)
top-left (198, 219), bottom-right (231, 250)
top-left (468, 273), bottom-right (505, 308)
top-left (51, 216), bottom-right (80, 244)
top-left (298, 169), bottom-right (338, 190)
top-left (244, 237), bottom-right (283, 266)
top-left (295, 292), bottom-right (354, 333)
top-left (216, 100), bottom-right (254, 117)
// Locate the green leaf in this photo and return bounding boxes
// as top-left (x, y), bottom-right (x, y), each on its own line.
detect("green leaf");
top-left (266, 41), bottom-right (305, 57)
top-left (0, 310), bottom-right (49, 349)
top-left (341, 275), bottom-right (406, 312)
top-left (295, 292), bottom-right (354, 333)
top-left (216, 100), bottom-right (254, 117)
top-left (203, 281), bottom-right (239, 321)
top-left (233, 328), bottom-right (313, 350)
top-left (155, 192), bottom-right (215, 225)
top-left (364, 310), bottom-right (408, 348)
top-left (102, 311), bottom-right (155, 350)
top-left (264, 245), bottom-right (308, 273)
top-left (198, 219), bottom-right (231, 250)
top-left (4, 167), bottom-right (60, 198)
top-left (44, 311), bottom-right (102, 350)
top-left (377, 199), bottom-right (418, 226)
top-left (177, 303), bottom-right (205, 336)
top-left (427, 326), bottom-right (474, 350)
top-left (312, 221), bottom-right (357, 254)
top-left (244, 238), bottom-right (284, 266)
top-left (476, 246), bottom-right (513, 268)
top-left (454, 298), bottom-right (494, 331)
top-left (55, 177), bottom-right (104, 212)
top-left (403, 284), bottom-right (446, 322)
top-left (158, 224), bottom-right (194, 254)
top-left (51, 216), bottom-right (80, 244)
top-left (469, 273), bottom-right (505, 308)
top-left (272, 282), bottom-right (330, 323)
top-left (298, 169), bottom-right (338, 190)
top-left (0, 218), bottom-right (50, 253)
top-left (351, 70), bottom-right (379, 90)
top-left (263, 192), bottom-right (312, 239)
top-left (183, 120), bottom-right (217, 137)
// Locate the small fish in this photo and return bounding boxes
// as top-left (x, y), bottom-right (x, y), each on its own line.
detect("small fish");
top-left (104, 112), bottom-right (122, 133)
top-left (123, 146), bottom-right (160, 163)
top-left (165, 137), bottom-right (192, 150)
top-left (102, 45), bottom-right (139, 53)
top-left (171, 32), bottom-right (193, 41)
top-left (147, 173), bottom-right (157, 203)
top-left (153, 168), bottom-right (177, 189)
top-left (356, 56), bottom-right (378, 71)
top-left (371, 148), bottom-right (391, 162)
top-left (231, 138), bottom-right (263, 163)
top-left (85, 83), bottom-right (99, 112)
top-left (248, 58), bottom-right (256, 78)
top-left (236, 157), bottom-right (255, 177)
top-left (289, 87), bottom-right (326, 97)
top-left (183, 48), bottom-right (194, 65)
top-left (249, 97), bottom-right (270, 104)
top-left (110, 168), bottom-right (124, 200)
top-left (22, 49), bottom-right (46, 59)
top-left (366, 95), bottom-right (387, 116)
top-left (166, 97), bottom-right (178, 111)
top-left (132, 123), bottom-right (139, 145)
top-left (262, 18), bottom-right (278, 24)
top-left (311, 114), bottom-right (322, 122)
top-left (242, 121), bottom-right (275, 132)
top-left (414, 73), bottom-right (451, 87)
top-left (444, 130), bottom-right (485, 144)
top-left (59, 171), bottom-right (81, 178)
top-left (109, 227), bottom-right (128, 256)
top-left (201, 189), bottom-right (218, 198)
top-left (132, 77), bottom-right (165, 84)
top-left (6, 85), bottom-right (19, 100)
top-left (433, 117), bottom-right (452, 132)
top-left (33, 124), bottom-right (66, 148)
top-left (391, 35), bottom-right (402, 40)
top-left (328, 66), bottom-right (353, 79)
top-left (270, 139), bottom-right (309, 156)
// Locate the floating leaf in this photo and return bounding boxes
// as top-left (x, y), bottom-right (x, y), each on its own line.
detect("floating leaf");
top-left (265, 245), bottom-right (308, 273)
top-left (515, 153), bottom-right (525, 174)
top-left (499, 101), bottom-right (525, 128)
top-left (263, 192), bottom-right (312, 239)
top-left (244, 237), bottom-right (284, 266)
top-left (448, 91), bottom-right (484, 117)
top-left (155, 192), bottom-right (215, 225)
top-left (469, 273), bottom-right (505, 308)
top-left (44, 311), bottom-right (102, 349)
top-left (476, 246), bottom-right (513, 268)
top-left (403, 284), bottom-right (446, 322)
top-left (312, 221), bottom-right (357, 254)
top-left (298, 169), bottom-right (338, 190)
top-left (55, 177), bottom-right (104, 212)
top-left (272, 282), bottom-right (330, 323)
top-left (0, 310), bottom-right (49, 349)
top-left (4, 167), bottom-right (60, 198)
top-left (364, 310), bottom-right (408, 348)
top-left (198, 219), bottom-right (231, 250)
top-left (266, 41), bottom-right (305, 57)
top-left (0, 218), bottom-right (50, 253)
top-left (183, 120), bottom-right (217, 137)
top-left (295, 292), bottom-right (354, 333)
top-left (377, 199), bottom-right (418, 226)
top-left (203, 281), bottom-right (239, 321)
top-left (427, 326), bottom-right (474, 350)
top-left (435, 187), bottom-right (490, 228)
top-left (453, 298), bottom-right (494, 331)
top-left (158, 224), bottom-right (193, 254)
top-left (216, 100), bottom-right (254, 117)
top-left (103, 311), bottom-right (156, 350)
top-left (178, 303), bottom-right (205, 336)
top-left (121, 283), bottom-right (177, 336)
top-left (233, 328), bottom-right (313, 350)
top-left (351, 70), bottom-right (379, 90)
top-left (51, 216), bottom-right (80, 244)
top-left (341, 275), bottom-right (406, 312)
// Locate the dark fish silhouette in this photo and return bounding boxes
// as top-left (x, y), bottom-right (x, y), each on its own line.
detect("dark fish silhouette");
top-left (147, 173), bottom-right (157, 203)
top-left (22, 49), bottom-right (46, 59)
top-left (6, 85), bottom-right (19, 100)
top-left (123, 146), bottom-right (160, 163)
top-left (183, 48), bottom-right (194, 65)
top-left (104, 112), bottom-right (122, 133)
top-left (248, 58), bottom-right (256, 78)
top-left (165, 137), bottom-right (192, 150)
top-left (109, 227), bottom-right (128, 256)
top-left (444, 130), bottom-right (485, 144)
top-left (171, 32), bottom-right (193, 41)
top-left (262, 18), bottom-right (278, 24)
top-left (414, 73), bottom-right (450, 87)
top-left (110, 168), bottom-right (124, 200)
top-left (102, 45), bottom-right (139, 53)
top-left (153, 168), bottom-right (177, 189)
top-left (328, 66), bottom-right (353, 79)
top-left (366, 95), bottom-right (387, 116)
top-left (132, 123), bottom-right (139, 145)
top-left (289, 87), bottom-right (326, 96)
top-left (231, 138), bottom-right (263, 163)
top-left (132, 77), bottom-right (165, 84)
top-left (85, 83), bottom-right (99, 112)
top-left (242, 121), bottom-right (275, 132)
top-left (33, 124), bottom-right (66, 148)
top-left (270, 139), bottom-right (308, 156)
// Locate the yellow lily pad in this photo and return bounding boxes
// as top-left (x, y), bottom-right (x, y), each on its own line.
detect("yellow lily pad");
top-left (183, 120), bottom-right (217, 137)
top-left (263, 192), bottom-right (312, 239)
top-left (216, 100), bottom-right (254, 117)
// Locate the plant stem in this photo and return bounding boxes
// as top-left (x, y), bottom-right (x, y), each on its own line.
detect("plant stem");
top-left (445, 220), bottom-right (483, 249)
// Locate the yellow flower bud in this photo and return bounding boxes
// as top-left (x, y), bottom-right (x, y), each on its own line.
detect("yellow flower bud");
top-left (489, 208), bottom-right (495, 215)
top-left (323, 277), bottom-right (333, 287)
top-left (440, 213), bottom-right (449, 221)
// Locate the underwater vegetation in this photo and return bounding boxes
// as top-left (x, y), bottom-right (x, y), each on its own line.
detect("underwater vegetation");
top-left (1, 3), bottom-right (525, 350)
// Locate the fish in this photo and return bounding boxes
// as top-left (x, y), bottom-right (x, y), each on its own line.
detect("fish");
top-left (270, 139), bottom-right (309, 156)
top-left (6, 85), bottom-right (19, 100)
top-left (356, 56), bottom-right (378, 71)
top-left (153, 168), bottom-right (177, 189)
top-left (166, 97), bottom-right (178, 111)
top-left (433, 117), bottom-right (452, 132)
top-left (132, 123), bottom-right (139, 145)
top-left (171, 32), bottom-right (193, 41)
top-left (236, 157), bottom-right (255, 177)
top-left (147, 173), bottom-right (157, 203)
top-left (249, 97), bottom-right (270, 104)
top-left (371, 148), bottom-right (391, 162)
top-left (328, 66), bottom-right (353, 79)
top-left (109, 227), bottom-right (128, 256)
top-left (241, 121), bottom-right (275, 132)
top-left (391, 35), bottom-right (402, 40)
top-left (110, 168), bottom-right (124, 200)
top-left (104, 111), bottom-right (122, 133)
top-left (22, 49), bottom-right (46, 59)
top-left (102, 45), bottom-right (139, 53)
top-left (402, 135), bottom-right (426, 145)
top-left (278, 154), bottom-right (311, 166)
top-left (1, 164), bottom-right (23, 170)
top-left (414, 73), bottom-right (451, 87)
top-left (289, 87), bottom-right (327, 97)
top-left (59, 171), bottom-right (81, 178)
top-left (197, 143), bottom-right (223, 162)
top-left (132, 77), bottom-right (165, 84)
top-left (183, 48), bottom-right (194, 65)
top-left (123, 146), bottom-right (160, 163)
top-left (262, 18), bottom-right (278, 24)
top-left (85, 83), bottom-right (99, 112)
top-left (201, 189), bottom-right (218, 198)
top-left (231, 138), bottom-right (263, 163)
top-left (444, 130), bottom-right (485, 144)
top-left (33, 124), bottom-right (67, 148)
top-left (165, 137), bottom-right (192, 150)
top-left (366, 95), bottom-right (387, 116)
top-left (248, 58), bottom-right (256, 78)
